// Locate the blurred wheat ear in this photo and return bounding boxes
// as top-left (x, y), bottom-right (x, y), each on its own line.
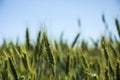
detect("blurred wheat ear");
top-left (25, 27), bottom-right (31, 50)
top-left (8, 57), bottom-right (19, 80)
top-left (71, 33), bottom-right (80, 48)
top-left (102, 14), bottom-right (109, 31)
top-left (65, 55), bottom-right (70, 76)
top-left (116, 59), bottom-right (120, 80)
top-left (115, 18), bottom-right (120, 38)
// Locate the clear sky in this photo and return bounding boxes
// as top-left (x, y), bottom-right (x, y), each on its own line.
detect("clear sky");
top-left (0, 0), bottom-right (120, 45)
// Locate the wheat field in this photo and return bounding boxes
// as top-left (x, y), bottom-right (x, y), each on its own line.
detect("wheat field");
top-left (0, 18), bottom-right (120, 80)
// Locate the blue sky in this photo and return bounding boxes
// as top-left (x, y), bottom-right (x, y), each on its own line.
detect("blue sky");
top-left (0, 0), bottom-right (120, 45)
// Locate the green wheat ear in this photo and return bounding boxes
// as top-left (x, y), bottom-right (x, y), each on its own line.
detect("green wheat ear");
top-left (21, 52), bottom-right (30, 71)
top-left (71, 33), bottom-right (80, 48)
top-left (109, 44), bottom-right (117, 58)
top-left (65, 54), bottom-right (70, 76)
top-left (25, 27), bottom-right (30, 50)
top-left (43, 32), bottom-right (57, 80)
top-left (115, 18), bottom-right (120, 38)
top-left (2, 60), bottom-right (9, 80)
top-left (43, 32), bottom-right (56, 76)
top-left (8, 57), bottom-right (18, 80)
top-left (36, 30), bottom-right (41, 47)
top-left (43, 32), bottom-right (54, 66)
top-left (116, 59), bottom-right (120, 80)
top-left (102, 14), bottom-right (108, 31)
top-left (34, 30), bottom-right (41, 61)
top-left (101, 36), bottom-right (109, 65)
top-left (105, 67), bottom-right (110, 80)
